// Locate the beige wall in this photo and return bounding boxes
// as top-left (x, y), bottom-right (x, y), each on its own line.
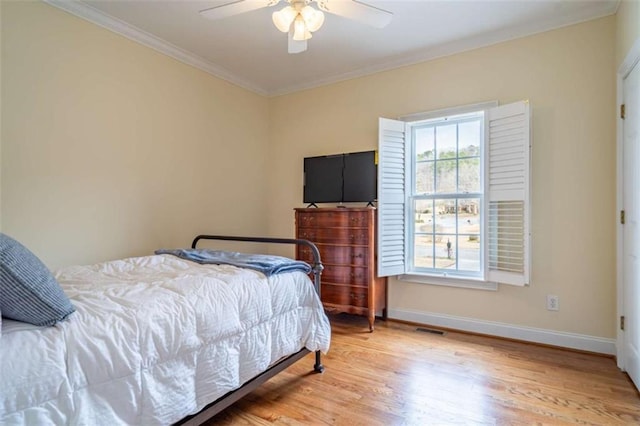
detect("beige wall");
top-left (1, 2), bottom-right (270, 269)
top-left (616, 0), bottom-right (640, 67)
top-left (268, 17), bottom-right (617, 338)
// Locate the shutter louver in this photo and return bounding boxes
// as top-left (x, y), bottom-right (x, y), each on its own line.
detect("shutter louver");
top-left (378, 118), bottom-right (407, 277)
top-left (487, 101), bottom-right (531, 286)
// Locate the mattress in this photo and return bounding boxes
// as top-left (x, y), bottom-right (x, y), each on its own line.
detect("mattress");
top-left (0, 254), bottom-right (331, 425)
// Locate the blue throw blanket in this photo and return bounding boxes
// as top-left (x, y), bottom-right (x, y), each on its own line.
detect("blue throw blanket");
top-left (155, 248), bottom-right (311, 277)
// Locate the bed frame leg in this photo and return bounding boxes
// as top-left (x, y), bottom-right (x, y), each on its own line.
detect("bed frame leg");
top-left (314, 350), bottom-right (325, 373)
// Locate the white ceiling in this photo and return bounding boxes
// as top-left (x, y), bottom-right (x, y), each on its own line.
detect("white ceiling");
top-left (46, 0), bottom-right (619, 96)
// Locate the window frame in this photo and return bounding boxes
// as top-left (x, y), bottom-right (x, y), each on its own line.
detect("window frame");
top-left (403, 102), bottom-right (496, 288)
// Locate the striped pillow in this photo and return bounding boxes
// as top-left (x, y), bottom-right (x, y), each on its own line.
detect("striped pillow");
top-left (0, 233), bottom-right (75, 326)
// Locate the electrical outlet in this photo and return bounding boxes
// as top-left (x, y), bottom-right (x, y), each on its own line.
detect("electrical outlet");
top-left (547, 295), bottom-right (559, 311)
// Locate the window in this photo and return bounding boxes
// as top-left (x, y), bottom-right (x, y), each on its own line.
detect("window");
top-left (377, 101), bottom-right (531, 288)
top-left (411, 111), bottom-right (483, 277)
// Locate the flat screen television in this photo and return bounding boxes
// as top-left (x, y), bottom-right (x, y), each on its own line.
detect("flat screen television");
top-left (303, 150), bottom-right (377, 205)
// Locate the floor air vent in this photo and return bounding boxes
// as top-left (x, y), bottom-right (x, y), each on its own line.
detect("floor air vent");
top-left (416, 327), bottom-right (446, 336)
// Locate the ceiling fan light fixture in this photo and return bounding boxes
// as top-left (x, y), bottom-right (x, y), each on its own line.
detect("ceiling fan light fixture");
top-left (300, 5), bottom-right (324, 32)
top-left (292, 15), bottom-right (312, 41)
top-left (202, 0), bottom-right (393, 54)
top-left (272, 5), bottom-right (297, 32)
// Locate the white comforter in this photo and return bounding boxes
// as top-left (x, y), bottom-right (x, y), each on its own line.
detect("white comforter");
top-left (0, 254), bottom-right (331, 425)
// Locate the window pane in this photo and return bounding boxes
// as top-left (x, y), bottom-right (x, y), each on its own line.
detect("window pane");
top-left (414, 234), bottom-right (434, 269)
top-left (435, 235), bottom-right (456, 269)
top-left (459, 157), bottom-right (480, 193)
top-left (458, 234), bottom-right (481, 272)
top-left (414, 199), bottom-right (433, 234)
top-left (458, 198), bottom-right (481, 272)
top-left (416, 161), bottom-right (434, 194)
top-left (458, 120), bottom-right (481, 158)
top-left (434, 199), bottom-right (456, 234)
top-left (436, 124), bottom-right (457, 159)
top-left (414, 199), bottom-right (434, 268)
top-left (415, 127), bottom-right (434, 160)
top-left (457, 199), bottom-right (480, 234)
top-left (458, 119), bottom-right (481, 193)
top-left (435, 160), bottom-right (457, 193)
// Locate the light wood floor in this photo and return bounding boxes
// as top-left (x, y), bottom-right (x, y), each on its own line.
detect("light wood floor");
top-left (208, 313), bottom-right (640, 425)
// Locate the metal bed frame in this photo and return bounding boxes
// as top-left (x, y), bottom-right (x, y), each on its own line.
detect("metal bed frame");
top-left (176, 235), bottom-right (325, 425)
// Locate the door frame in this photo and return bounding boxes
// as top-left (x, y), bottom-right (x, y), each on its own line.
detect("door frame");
top-left (616, 36), bottom-right (640, 369)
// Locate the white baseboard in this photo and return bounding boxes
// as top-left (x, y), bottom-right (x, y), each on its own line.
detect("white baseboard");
top-left (389, 308), bottom-right (616, 355)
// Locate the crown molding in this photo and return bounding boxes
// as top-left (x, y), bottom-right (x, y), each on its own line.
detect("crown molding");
top-left (43, 0), bottom-right (616, 98)
top-left (268, 5), bottom-right (617, 96)
top-left (43, 0), bottom-right (269, 97)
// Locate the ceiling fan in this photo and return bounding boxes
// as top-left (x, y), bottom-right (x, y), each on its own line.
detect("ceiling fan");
top-left (199, 0), bottom-right (393, 54)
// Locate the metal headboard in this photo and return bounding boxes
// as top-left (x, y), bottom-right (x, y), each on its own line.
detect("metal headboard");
top-left (190, 234), bottom-right (324, 299)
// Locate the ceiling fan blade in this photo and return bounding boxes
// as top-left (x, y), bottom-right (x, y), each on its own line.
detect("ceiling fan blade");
top-left (288, 30), bottom-right (307, 54)
top-left (317, 0), bottom-right (392, 28)
top-left (200, 0), bottom-right (276, 21)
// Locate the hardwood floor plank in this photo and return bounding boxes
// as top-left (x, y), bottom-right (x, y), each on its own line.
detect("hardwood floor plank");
top-left (204, 314), bottom-right (640, 425)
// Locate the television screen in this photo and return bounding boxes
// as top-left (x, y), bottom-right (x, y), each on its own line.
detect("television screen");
top-left (303, 150), bottom-right (377, 205)
top-left (343, 151), bottom-right (377, 203)
top-left (303, 154), bottom-right (344, 204)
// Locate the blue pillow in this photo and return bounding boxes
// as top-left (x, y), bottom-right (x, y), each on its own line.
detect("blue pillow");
top-left (0, 233), bottom-right (75, 326)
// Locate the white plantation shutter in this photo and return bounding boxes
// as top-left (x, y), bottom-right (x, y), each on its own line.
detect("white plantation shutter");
top-left (377, 118), bottom-right (407, 277)
top-left (486, 101), bottom-right (531, 286)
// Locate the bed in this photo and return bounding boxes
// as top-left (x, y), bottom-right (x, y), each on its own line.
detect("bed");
top-left (0, 234), bottom-right (331, 425)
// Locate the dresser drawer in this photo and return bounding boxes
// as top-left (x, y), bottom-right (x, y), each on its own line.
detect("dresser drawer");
top-left (322, 265), bottom-right (370, 285)
top-left (297, 228), bottom-right (370, 245)
top-left (298, 245), bottom-right (369, 266)
top-left (322, 284), bottom-right (368, 308)
top-left (297, 210), bottom-right (370, 228)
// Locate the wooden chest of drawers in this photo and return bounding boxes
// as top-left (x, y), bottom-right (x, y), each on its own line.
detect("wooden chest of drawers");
top-left (295, 207), bottom-right (387, 331)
